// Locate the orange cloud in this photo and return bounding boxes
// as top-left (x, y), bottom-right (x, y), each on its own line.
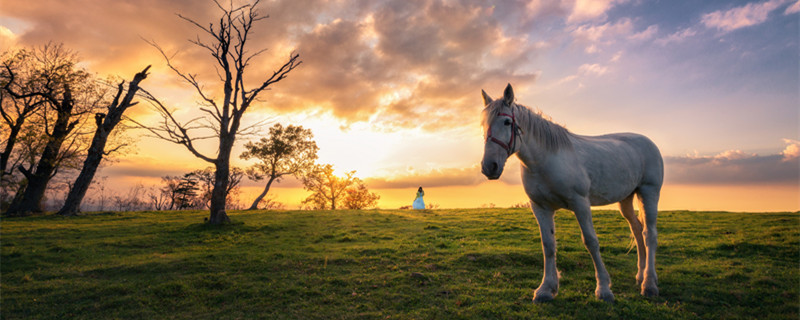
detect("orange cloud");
top-left (1, 0), bottom-right (218, 75)
top-left (3, 0), bottom-right (545, 132)
top-left (780, 139), bottom-right (800, 161)
top-left (259, 0), bottom-right (540, 130)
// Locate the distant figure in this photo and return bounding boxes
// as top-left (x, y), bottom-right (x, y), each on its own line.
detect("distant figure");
top-left (412, 187), bottom-right (425, 209)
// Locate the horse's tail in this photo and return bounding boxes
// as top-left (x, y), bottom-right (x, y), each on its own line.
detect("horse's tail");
top-left (625, 209), bottom-right (646, 254)
top-left (626, 233), bottom-right (636, 254)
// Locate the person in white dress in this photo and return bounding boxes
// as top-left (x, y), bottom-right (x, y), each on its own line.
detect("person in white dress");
top-left (412, 187), bottom-right (425, 209)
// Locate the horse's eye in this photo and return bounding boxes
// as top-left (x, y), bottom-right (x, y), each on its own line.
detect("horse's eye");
top-left (504, 119), bottom-right (512, 126)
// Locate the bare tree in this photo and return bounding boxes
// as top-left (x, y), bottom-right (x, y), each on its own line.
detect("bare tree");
top-left (57, 66), bottom-right (150, 216)
top-left (146, 185), bottom-right (170, 211)
top-left (112, 183), bottom-right (146, 211)
top-left (240, 123), bottom-right (317, 210)
top-left (89, 176), bottom-right (110, 211)
top-left (136, 0), bottom-right (301, 224)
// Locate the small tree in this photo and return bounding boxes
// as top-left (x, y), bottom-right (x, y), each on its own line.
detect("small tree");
top-left (343, 181), bottom-right (380, 210)
top-left (159, 175), bottom-right (182, 210)
top-left (147, 185), bottom-right (170, 210)
top-left (159, 175), bottom-right (202, 210)
top-left (301, 164), bottom-right (358, 210)
top-left (174, 174), bottom-right (200, 210)
top-left (240, 123), bottom-right (318, 210)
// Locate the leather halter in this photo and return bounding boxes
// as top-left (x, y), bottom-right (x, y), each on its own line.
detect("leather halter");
top-left (486, 107), bottom-right (522, 156)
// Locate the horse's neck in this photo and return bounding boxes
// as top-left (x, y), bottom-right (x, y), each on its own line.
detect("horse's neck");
top-left (515, 115), bottom-right (575, 167)
top-left (516, 139), bottom-right (548, 166)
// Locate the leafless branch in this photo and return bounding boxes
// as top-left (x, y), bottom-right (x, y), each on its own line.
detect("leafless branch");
top-left (134, 88), bottom-right (217, 163)
top-left (242, 52), bottom-right (301, 108)
top-left (141, 37), bottom-right (221, 115)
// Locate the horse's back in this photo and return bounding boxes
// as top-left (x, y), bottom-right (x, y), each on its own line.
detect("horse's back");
top-left (610, 133), bottom-right (663, 187)
top-left (583, 132), bottom-right (662, 167)
top-left (574, 132), bottom-right (663, 204)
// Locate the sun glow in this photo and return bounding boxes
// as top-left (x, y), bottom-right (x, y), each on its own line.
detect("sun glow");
top-left (269, 111), bottom-right (401, 178)
top-left (261, 109), bottom-right (484, 181)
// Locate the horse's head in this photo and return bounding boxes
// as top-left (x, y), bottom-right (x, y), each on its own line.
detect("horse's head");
top-left (481, 83), bottom-right (521, 180)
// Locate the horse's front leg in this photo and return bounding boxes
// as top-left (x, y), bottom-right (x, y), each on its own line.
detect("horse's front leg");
top-left (532, 204), bottom-right (559, 303)
top-left (573, 199), bottom-right (615, 303)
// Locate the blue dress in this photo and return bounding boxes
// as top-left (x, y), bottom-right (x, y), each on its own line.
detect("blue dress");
top-left (412, 191), bottom-right (425, 209)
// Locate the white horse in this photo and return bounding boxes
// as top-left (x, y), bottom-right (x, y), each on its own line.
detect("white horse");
top-left (480, 84), bottom-right (663, 303)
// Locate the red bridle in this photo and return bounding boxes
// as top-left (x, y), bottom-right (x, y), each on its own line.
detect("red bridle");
top-left (486, 109), bottom-right (522, 156)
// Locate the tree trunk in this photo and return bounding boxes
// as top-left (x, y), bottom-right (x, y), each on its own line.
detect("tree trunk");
top-left (0, 120), bottom-right (23, 177)
top-left (5, 87), bottom-right (76, 216)
top-left (56, 117), bottom-right (107, 216)
top-left (208, 138), bottom-right (232, 224)
top-left (247, 176), bottom-right (276, 210)
top-left (6, 168), bottom-right (48, 215)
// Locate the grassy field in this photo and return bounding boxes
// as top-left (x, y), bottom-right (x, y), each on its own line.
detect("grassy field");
top-left (1, 208), bottom-right (798, 319)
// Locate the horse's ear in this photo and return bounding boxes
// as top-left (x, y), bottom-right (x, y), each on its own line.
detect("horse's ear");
top-left (481, 89), bottom-right (493, 106)
top-left (503, 83), bottom-right (514, 106)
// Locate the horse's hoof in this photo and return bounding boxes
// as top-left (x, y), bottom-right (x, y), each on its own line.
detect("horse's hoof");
top-left (596, 288), bottom-right (615, 303)
top-left (641, 285), bottom-right (659, 297)
top-left (533, 292), bottom-right (554, 303)
top-left (533, 287), bottom-right (556, 303)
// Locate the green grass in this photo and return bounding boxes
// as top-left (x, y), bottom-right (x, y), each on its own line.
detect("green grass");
top-left (1, 209), bottom-right (798, 319)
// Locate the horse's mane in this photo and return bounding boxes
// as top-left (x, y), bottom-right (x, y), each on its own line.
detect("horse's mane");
top-left (483, 101), bottom-right (573, 152)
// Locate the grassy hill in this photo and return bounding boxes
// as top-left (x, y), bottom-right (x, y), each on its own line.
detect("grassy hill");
top-left (2, 209), bottom-right (798, 319)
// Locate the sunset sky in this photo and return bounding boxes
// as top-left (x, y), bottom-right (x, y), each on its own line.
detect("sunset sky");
top-left (1, 0), bottom-right (798, 211)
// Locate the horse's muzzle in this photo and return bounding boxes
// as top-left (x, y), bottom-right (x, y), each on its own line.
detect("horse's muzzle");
top-left (481, 160), bottom-right (502, 180)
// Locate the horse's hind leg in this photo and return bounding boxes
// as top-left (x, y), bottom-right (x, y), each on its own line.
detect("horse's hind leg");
top-left (619, 194), bottom-right (646, 285)
top-left (573, 199), bottom-right (614, 303)
top-left (637, 185), bottom-right (660, 297)
top-left (532, 204), bottom-right (559, 303)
